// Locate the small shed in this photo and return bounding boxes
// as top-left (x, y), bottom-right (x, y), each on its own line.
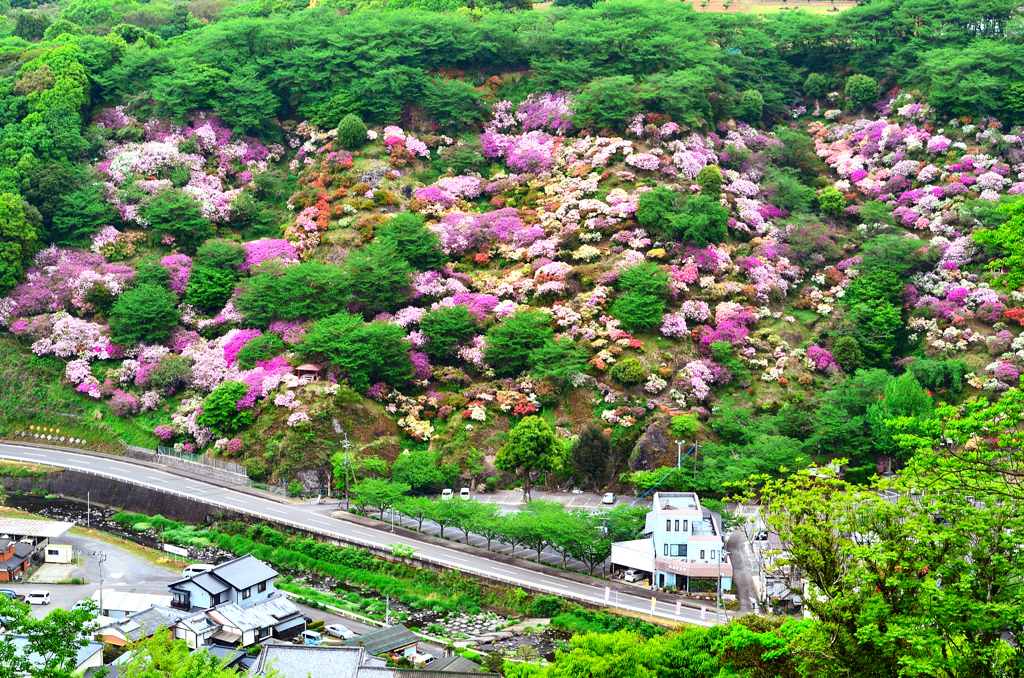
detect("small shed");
top-left (295, 363), bottom-right (324, 381)
top-left (44, 544), bottom-right (74, 564)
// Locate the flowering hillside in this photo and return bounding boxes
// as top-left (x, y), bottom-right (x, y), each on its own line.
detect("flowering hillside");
top-left (3, 81), bottom-right (1024, 494)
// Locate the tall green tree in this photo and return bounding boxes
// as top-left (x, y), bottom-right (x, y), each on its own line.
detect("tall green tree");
top-left (375, 212), bottom-right (447, 271)
top-left (109, 284), bottom-right (180, 345)
top-left (495, 416), bottom-right (567, 500)
top-left (0, 192), bottom-right (38, 294)
top-left (572, 423), bottom-right (611, 490)
top-left (419, 305), bottom-right (477, 361)
top-left (486, 311), bottom-right (555, 378)
top-left (298, 313), bottom-right (413, 391)
top-left (342, 237), bottom-right (412, 318)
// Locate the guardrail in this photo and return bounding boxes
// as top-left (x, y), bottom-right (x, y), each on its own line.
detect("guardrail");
top-left (0, 447), bottom-right (722, 627)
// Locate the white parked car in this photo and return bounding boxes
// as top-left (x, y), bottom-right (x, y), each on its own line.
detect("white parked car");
top-left (324, 624), bottom-right (356, 640)
top-left (182, 563), bottom-right (215, 578)
top-left (411, 652), bottom-right (435, 665)
top-left (602, 492), bottom-right (616, 505)
top-left (440, 489), bottom-right (454, 501)
top-left (25, 591), bottom-right (50, 605)
top-left (623, 569), bottom-right (644, 583)
top-left (460, 487), bottom-right (471, 499)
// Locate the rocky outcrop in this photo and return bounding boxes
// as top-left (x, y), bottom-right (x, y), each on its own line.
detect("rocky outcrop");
top-left (629, 413), bottom-right (675, 471)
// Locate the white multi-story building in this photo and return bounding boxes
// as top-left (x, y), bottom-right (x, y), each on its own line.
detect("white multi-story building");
top-left (611, 492), bottom-right (732, 593)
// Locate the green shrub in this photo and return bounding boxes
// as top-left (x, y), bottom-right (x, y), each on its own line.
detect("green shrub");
top-left (336, 114), bottom-right (368, 149)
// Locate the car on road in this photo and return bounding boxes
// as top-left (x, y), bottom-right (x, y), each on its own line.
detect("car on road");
top-left (25, 591), bottom-right (50, 605)
top-left (324, 624), bottom-right (356, 640)
top-left (441, 489), bottom-right (454, 501)
top-left (623, 569), bottom-right (644, 583)
top-left (602, 492), bottom-right (616, 505)
top-left (0, 589), bottom-right (17, 599)
top-left (460, 487), bottom-right (470, 499)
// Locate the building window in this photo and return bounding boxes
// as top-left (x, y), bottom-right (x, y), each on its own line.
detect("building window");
top-left (258, 581), bottom-right (267, 593)
top-left (670, 544), bottom-right (687, 557)
top-left (666, 519), bottom-right (671, 531)
top-left (700, 550), bottom-right (706, 560)
top-left (711, 550), bottom-right (716, 560)
top-left (243, 587), bottom-right (251, 600)
top-left (663, 544), bottom-right (668, 556)
top-left (674, 520), bottom-right (679, 531)
top-left (683, 520), bottom-right (688, 532)
top-left (260, 627), bottom-right (270, 638)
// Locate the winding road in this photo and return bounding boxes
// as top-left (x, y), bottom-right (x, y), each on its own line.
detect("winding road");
top-left (0, 442), bottom-right (728, 627)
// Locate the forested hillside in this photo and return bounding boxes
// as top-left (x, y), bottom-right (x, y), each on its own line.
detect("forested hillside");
top-left (3, 0), bottom-right (1024, 673)
top-left (0, 0), bottom-right (1022, 489)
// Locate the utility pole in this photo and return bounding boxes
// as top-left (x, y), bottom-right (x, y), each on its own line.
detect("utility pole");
top-left (333, 419), bottom-right (353, 511)
top-left (87, 491), bottom-right (90, 529)
top-left (693, 442), bottom-right (698, 481)
top-left (385, 595), bottom-right (391, 626)
top-left (95, 551), bottom-right (106, 615)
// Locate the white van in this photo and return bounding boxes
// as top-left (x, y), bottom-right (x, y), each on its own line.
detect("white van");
top-left (623, 569), bottom-right (645, 583)
top-left (440, 489), bottom-right (454, 501)
top-left (182, 563), bottom-right (215, 578)
top-left (460, 487), bottom-right (471, 499)
top-left (25, 591), bottom-right (50, 605)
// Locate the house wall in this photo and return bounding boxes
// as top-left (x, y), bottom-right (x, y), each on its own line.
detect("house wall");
top-left (236, 579), bottom-right (276, 607)
top-left (178, 582), bottom-right (215, 609)
top-left (77, 650), bottom-right (104, 672)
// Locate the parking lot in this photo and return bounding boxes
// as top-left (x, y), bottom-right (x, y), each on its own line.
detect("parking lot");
top-left (3, 530), bottom-right (182, 619)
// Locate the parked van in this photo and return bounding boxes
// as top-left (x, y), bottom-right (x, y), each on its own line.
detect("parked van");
top-left (25, 591), bottom-right (50, 605)
top-left (297, 630), bottom-right (323, 646)
top-left (623, 569), bottom-right (645, 583)
top-left (460, 487), bottom-right (471, 499)
top-left (182, 563), bottom-right (216, 578)
top-left (440, 489), bottom-right (454, 501)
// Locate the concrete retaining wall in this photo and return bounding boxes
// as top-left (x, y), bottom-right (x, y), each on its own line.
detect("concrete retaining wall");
top-left (124, 448), bottom-right (248, 485)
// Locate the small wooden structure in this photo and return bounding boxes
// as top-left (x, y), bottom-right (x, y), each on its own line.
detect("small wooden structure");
top-left (295, 363), bottom-right (324, 381)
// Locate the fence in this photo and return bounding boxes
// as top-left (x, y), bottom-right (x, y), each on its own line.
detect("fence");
top-left (157, 446), bottom-right (248, 477)
top-left (248, 480), bottom-right (286, 496)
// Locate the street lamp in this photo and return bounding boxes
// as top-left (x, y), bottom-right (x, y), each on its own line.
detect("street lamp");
top-left (675, 440), bottom-right (684, 468)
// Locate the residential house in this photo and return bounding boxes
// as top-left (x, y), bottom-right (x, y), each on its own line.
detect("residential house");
top-left (197, 645), bottom-right (254, 672)
top-left (0, 539), bottom-right (33, 582)
top-left (95, 605), bottom-right (188, 646)
top-left (170, 555), bottom-right (279, 611)
top-left (255, 645), bottom-right (386, 678)
top-left (3, 634), bottom-right (104, 674)
top-left (0, 518), bottom-right (74, 579)
top-left (610, 492), bottom-right (732, 594)
top-left (203, 595), bottom-right (306, 647)
top-left (91, 590), bottom-right (173, 619)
